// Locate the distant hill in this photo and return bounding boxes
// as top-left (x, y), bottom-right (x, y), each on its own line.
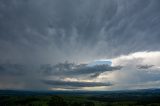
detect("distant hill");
top-left (0, 88), bottom-right (160, 96)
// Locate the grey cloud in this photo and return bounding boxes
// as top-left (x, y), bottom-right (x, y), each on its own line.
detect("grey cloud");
top-left (0, 62), bottom-right (118, 89)
top-left (0, 64), bottom-right (29, 75)
top-left (137, 65), bottom-right (154, 69)
top-left (0, 63), bottom-right (48, 90)
top-left (68, 64), bottom-right (122, 76)
top-left (90, 73), bottom-right (101, 78)
top-left (0, 0), bottom-right (160, 90)
top-left (0, 0), bottom-right (160, 64)
top-left (41, 62), bottom-right (122, 76)
top-left (43, 80), bottom-right (112, 88)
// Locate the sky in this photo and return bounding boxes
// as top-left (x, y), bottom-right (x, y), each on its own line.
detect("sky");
top-left (0, 0), bottom-right (160, 91)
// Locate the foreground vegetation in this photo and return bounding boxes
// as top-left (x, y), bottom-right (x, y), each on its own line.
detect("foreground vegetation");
top-left (0, 89), bottom-right (160, 106)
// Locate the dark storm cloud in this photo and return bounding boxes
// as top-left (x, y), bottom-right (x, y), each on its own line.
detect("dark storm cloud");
top-left (41, 62), bottom-right (122, 76)
top-left (43, 80), bottom-right (112, 87)
top-left (0, 0), bottom-right (160, 90)
top-left (0, 0), bottom-right (160, 64)
top-left (0, 63), bottom-right (48, 90)
top-left (0, 62), bottom-right (119, 89)
top-left (67, 64), bottom-right (122, 76)
top-left (0, 64), bottom-right (26, 75)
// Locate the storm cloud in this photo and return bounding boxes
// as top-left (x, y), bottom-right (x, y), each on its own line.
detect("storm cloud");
top-left (41, 62), bottom-right (122, 77)
top-left (0, 0), bottom-right (160, 90)
top-left (0, 0), bottom-right (160, 64)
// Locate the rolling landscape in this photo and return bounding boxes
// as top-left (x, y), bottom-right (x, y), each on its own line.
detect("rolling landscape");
top-left (0, 89), bottom-right (160, 106)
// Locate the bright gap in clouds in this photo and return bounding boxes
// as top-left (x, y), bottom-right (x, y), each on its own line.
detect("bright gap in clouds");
top-left (96, 51), bottom-right (160, 90)
top-left (87, 60), bottom-right (112, 67)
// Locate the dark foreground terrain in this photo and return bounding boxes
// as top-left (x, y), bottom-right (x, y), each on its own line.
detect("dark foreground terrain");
top-left (0, 89), bottom-right (160, 106)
